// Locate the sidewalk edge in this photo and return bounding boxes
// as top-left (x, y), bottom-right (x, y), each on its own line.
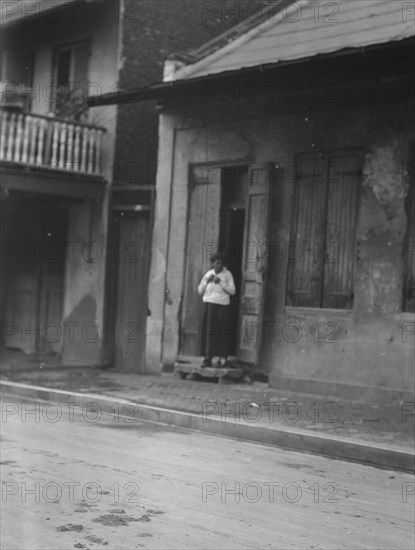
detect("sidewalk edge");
top-left (1, 380), bottom-right (413, 473)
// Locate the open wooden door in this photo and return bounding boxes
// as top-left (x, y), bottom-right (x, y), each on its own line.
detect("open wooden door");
top-left (180, 164), bottom-right (221, 356)
top-left (237, 164), bottom-right (272, 365)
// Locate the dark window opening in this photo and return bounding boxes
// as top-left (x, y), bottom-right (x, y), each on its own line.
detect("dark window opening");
top-left (52, 41), bottom-right (90, 121)
top-left (1, 50), bottom-right (35, 111)
top-left (56, 49), bottom-right (72, 87)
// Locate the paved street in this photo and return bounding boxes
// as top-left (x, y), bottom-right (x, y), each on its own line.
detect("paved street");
top-left (1, 396), bottom-right (414, 550)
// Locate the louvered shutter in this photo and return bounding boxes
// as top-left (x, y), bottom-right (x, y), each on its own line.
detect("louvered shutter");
top-left (322, 153), bottom-right (362, 309)
top-left (237, 164), bottom-right (272, 364)
top-left (180, 165), bottom-right (221, 356)
top-left (287, 155), bottom-right (328, 307)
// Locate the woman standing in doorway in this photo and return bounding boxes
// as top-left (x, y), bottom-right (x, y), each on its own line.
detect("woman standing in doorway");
top-left (198, 252), bottom-right (236, 367)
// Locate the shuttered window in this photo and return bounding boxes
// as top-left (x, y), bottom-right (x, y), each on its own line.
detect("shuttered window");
top-left (287, 150), bottom-right (362, 309)
top-left (404, 160), bottom-right (415, 312)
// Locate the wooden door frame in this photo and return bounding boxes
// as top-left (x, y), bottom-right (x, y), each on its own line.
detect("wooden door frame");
top-left (179, 160), bottom-right (251, 358)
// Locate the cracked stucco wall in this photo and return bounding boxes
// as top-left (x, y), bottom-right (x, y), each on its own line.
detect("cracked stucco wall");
top-left (363, 142), bottom-right (409, 205)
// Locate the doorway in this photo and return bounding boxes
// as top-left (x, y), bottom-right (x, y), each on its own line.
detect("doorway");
top-left (218, 166), bottom-right (248, 356)
top-left (179, 163), bottom-right (249, 358)
top-left (180, 162), bottom-right (272, 365)
top-left (106, 209), bottom-right (152, 371)
top-left (1, 203), bottom-right (68, 354)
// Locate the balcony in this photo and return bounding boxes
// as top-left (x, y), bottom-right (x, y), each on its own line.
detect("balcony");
top-left (0, 108), bottom-right (105, 175)
top-left (0, 107), bottom-right (107, 200)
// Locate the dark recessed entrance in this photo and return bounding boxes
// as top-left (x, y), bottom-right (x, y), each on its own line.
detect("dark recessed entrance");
top-left (218, 165), bottom-right (248, 356)
top-left (1, 202), bottom-right (68, 354)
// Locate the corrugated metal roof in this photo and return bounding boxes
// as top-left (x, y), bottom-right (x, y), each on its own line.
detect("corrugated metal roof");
top-left (0, 0), bottom-right (82, 26)
top-left (170, 0), bottom-right (291, 65)
top-left (174, 0), bottom-right (415, 80)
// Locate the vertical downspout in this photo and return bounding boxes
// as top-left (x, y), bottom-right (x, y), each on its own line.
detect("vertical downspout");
top-left (100, 0), bottom-right (123, 366)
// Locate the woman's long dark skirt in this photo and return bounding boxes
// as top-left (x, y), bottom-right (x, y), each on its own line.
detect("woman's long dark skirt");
top-left (201, 302), bottom-right (230, 359)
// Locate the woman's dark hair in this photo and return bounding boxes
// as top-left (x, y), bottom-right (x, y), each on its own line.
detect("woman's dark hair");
top-left (210, 252), bottom-right (226, 263)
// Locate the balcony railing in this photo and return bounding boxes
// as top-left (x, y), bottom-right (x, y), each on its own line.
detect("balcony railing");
top-left (0, 108), bottom-right (106, 176)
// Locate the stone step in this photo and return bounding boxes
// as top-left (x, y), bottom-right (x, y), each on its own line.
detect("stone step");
top-left (174, 359), bottom-right (245, 384)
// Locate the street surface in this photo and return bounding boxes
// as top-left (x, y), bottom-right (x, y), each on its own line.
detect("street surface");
top-left (1, 396), bottom-right (414, 550)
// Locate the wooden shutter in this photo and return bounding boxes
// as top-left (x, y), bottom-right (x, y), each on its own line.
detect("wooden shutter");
top-left (287, 155), bottom-right (328, 307)
top-left (322, 153), bottom-right (362, 309)
top-left (180, 165), bottom-right (221, 356)
top-left (237, 164), bottom-right (272, 364)
top-left (73, 41), bottom-right (90, 100)
top-left (404, 159), bottom-right (415, 312)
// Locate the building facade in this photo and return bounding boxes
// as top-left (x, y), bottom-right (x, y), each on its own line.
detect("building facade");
top-left (134, 0), bottom-right (414, 400)
top-left (1, 0), bottom-right (262, 369)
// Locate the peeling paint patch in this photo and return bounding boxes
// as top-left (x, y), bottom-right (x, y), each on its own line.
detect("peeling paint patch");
top-left (150, 247), bottom-right (166, 284)
top-left (363, 144), bottom-right (409, 205)
top-left (365, 262), bottom-right (401, 314)
top-left (64, 295), bottom-right (97, 327)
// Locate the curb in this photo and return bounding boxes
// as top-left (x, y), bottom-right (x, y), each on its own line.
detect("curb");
top-left (1, 380), bottom-right (413, 473)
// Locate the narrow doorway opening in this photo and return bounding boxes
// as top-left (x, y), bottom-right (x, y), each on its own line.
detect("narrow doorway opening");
top-left (218, 165), bottom-right (248, 356)
top-left (1, 203), bottom-right (68, 355)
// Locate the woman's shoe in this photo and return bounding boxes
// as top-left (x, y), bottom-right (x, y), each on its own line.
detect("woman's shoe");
top-left (201, 358), bottom-right (212, 368)
top-left (216, 357), bottom-right (228, 368)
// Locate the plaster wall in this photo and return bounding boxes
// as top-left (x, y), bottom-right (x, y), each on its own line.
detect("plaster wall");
top-left (61, 197), bottom-right (109, 365)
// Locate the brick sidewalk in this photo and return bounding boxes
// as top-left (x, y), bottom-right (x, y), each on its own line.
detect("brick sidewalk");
top-left (1, 349), bottom-right (413, 453)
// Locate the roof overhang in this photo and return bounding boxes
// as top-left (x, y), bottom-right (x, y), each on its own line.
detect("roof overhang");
top-left (172, 0), bottom-right (415, 81)
top-left (88, 37), bottom-right (415, 107)
top-left (0, 0), bottom-right (99, 27)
